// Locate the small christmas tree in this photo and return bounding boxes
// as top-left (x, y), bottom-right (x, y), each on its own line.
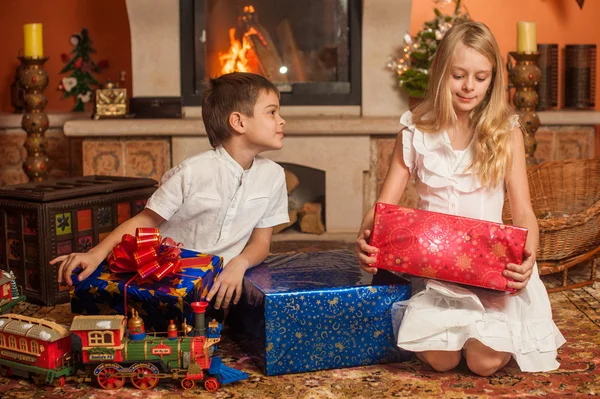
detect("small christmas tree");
top-left (387, 0), bottom-right (470, 98)
top-left (59, 28), bottom-right (108, 111)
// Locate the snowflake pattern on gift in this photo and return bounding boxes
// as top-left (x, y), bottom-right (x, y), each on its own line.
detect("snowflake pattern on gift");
top-left (370, 202), bottom-right (528, 292)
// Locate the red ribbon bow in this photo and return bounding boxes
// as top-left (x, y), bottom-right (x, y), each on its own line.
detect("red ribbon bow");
top-left (108, 227), bottom-right (182, 281)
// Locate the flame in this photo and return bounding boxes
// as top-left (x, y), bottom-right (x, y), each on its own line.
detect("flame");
top-left (219, 28), bottom-right (251, 74)
top-left (218, 5), bottom-right (262, 75)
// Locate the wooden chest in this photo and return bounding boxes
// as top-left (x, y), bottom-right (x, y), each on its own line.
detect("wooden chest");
top-left (0, 176), bottom-right (157, 305)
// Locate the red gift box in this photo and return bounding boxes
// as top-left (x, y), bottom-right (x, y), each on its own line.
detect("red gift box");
top-left (370, 202), bottom-right (528, 292)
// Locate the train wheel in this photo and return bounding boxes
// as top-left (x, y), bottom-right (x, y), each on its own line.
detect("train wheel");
top-left (204, 377), bottom-right (220, 391)
top-left (96, 366), bottom-right (125, 389)
top-left (0, 366), bottom-right (11, 377)
top-left (130, 364), bottom-right (159, 390)
top-left (53, 376), bottom-right (66, 387)
top-left (181, 378), bottom-right (195, 390)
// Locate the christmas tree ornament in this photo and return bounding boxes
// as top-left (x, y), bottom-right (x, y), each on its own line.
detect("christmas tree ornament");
top-left (387, 0), bottom-right (470, 99)
top-left (59, 28), bottom-right (108, 112)
top-left (61, 77), bottom-right (77, 92)
top-left (77, 91), bottom-right (92, 103)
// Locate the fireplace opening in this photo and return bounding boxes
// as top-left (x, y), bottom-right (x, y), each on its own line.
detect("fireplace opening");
top-left (180, 0), bottom-right (362, 106)
top-left (276, 162), bottom-right (326, 235)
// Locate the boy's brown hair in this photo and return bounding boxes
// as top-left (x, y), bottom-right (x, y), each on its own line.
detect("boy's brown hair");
top-left (201, 72), bottom-right (280, 147)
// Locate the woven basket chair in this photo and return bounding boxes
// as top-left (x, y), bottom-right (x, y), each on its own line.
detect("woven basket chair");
top-left (503, 157), bottom-right (600, 262)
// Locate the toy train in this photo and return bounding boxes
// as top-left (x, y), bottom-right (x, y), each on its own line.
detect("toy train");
top-left (0, 270), bottom-right (26, 314)
top-left (0, 301), bottom-right (248, 391)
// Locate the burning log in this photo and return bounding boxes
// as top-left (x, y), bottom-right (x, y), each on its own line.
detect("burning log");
top-left (220, 5), bottom-right (288, 83)
top-left (238, 6), bottom-right (287, 82)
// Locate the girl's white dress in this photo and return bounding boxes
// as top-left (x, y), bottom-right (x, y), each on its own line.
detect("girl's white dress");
top-left (393, 111), bottom-right (566, 372)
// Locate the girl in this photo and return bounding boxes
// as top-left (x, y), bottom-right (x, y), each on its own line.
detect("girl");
top-left (356, 21), bottom-right (565, 376)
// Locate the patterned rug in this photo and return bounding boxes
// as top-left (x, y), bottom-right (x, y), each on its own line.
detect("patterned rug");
top-left (1, 243), bottom-right (598, 399)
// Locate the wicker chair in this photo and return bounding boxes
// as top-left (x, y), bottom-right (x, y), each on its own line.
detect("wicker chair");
top-left (503, 158), bottom-right (600, 292)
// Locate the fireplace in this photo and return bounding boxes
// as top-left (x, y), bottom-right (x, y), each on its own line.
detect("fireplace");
top-left (180, 0), bottom-right (362, 106)
top-left (75, 0), bottom-right (414, 234)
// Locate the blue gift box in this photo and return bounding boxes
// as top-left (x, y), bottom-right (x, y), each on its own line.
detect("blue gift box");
top-left (70, 248), bottom-right (222, 332)
top-left (229, 250), bottom-right (411, 376)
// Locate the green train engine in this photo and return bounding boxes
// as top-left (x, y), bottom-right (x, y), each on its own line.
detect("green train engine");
top-left (70, 301), bottom-right (248, 390)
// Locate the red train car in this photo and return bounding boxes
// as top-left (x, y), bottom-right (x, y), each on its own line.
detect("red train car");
top-left (70, 315), bottom-right (126, 363)
top-left (0, 314), bottom-right (74, 385)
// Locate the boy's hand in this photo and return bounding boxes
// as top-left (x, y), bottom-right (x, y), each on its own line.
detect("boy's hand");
top-left (356, 229), bottom-right (379, 275)
top-left (505, 248), bottom-right (535, 294)
top-left (51, 251), bottom-right (104, 286)
top-left (206, 256), bottom-right (249, 309)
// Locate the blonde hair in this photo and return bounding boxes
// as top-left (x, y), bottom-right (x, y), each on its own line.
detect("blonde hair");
top-left (412, 21), bottom-right (515, 187)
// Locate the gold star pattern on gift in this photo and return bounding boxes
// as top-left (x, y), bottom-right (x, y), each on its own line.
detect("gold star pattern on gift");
top-left (104, 281), bottom-right (121, 296)
top-left (198, 265), bottom-right (213, 273)
top-left (169, 287), bottom-right (189, 298)
top-left (99, 272), bottom-right (121, 282)
top-left (171, 277), bottom-right (183, 286)
top-left (175, 297), bottom-right (184, 313)
top-left (89, 286), bottom-right (100, 298)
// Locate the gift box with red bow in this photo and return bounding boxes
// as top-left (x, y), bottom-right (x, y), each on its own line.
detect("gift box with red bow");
top-left (369, 202), bottom-right (528, 292)
top-left (70, 228), bottom-right (222, 332)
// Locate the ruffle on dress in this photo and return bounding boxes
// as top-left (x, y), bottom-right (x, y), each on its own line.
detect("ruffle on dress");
top-left (394, 278), bottom-right (566, 372)
top-left (399, 111), bottom-right (519, 194)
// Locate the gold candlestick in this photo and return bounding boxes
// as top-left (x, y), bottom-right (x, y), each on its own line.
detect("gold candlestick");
top-left (507, 52), bottom-right (541, 166)
top-left (18, 56), bottom-right (51, 182)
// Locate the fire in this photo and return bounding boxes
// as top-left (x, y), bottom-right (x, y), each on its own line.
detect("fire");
top-left (219, 28), bottom-right (252, 74)
top-left (218, 5), bottom-right (262, 75)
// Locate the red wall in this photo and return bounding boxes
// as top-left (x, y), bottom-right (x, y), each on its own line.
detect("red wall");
top-left (1, 1), bottom-right (598, 112)
top-left (0, 0), bottom-right (131, 113)
top-left (410, 0), bottom-right (600, 111)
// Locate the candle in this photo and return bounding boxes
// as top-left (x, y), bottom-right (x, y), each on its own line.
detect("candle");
top-left (517, 21), bottom-right (536, 53)
top-left (23, 23), bottom-right (44, 58)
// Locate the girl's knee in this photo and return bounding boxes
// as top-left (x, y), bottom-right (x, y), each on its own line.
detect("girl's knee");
top-left (417, 350), bottom-right (461, 372)
top-left (466, 352), bottom-right (511, 377)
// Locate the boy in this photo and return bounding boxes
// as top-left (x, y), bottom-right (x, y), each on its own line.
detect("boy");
top-left (52, 72), bottom-right (289, 310)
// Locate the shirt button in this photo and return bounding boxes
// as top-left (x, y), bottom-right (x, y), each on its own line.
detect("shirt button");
top-left (451, 203), bottom-right (456, 208)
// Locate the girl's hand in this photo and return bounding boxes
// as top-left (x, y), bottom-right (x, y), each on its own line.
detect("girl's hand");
top-left (505, 248), bottom-right (535, 294)
top-left (356, 229), bottom-right (379, 274)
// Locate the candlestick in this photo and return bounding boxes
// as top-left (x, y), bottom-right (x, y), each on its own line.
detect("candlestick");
top-left (517, 21), bottom-right (536, 53)
top-left (19, 56), bottom-right (51, 182)
top-left (507, 52), bottom-right (541, 166)
top-left (23, 23), bottom-right (44, 58)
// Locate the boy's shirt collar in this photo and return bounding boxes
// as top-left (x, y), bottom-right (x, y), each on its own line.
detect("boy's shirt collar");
top-left (215, 146), bottom-right (254, 178)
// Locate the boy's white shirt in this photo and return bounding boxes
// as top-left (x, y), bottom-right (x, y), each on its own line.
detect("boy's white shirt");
top-left (145, 146), bottom-right (289, 266)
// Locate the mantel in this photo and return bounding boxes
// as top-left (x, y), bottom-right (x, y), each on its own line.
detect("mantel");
top-left (60, 110), bottom-right (600, 137)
